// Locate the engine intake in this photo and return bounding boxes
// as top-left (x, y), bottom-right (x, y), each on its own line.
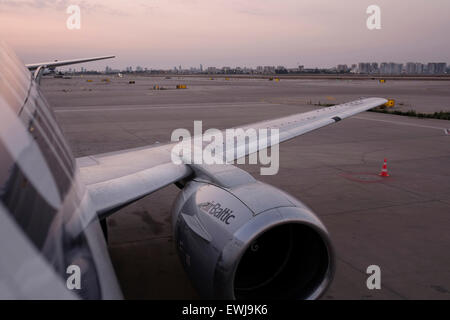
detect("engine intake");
top-left (234, 223), bottom-right (330, 299)
top-left (171, 165), bottom-right (334, 300)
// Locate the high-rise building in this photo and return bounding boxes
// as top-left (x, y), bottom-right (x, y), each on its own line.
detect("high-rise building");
top-left (425, 63), bottom-right (446, 74)
top-left (416, 63), bottom-right (424, 74)
top-left (379, 62), bottom-right (388, 74)
top-left (263, 66), bottom-right (276, 74)
top-left (379, 62), bottom-right (402, 75)
top-left (393, 63), bottom-right (403, 74)
top-left (370, 63), bottom-right (379, 74)
top-left (358, 63), bottom-right (370, 74)
top-left (406, 62), bottom-right (417, 74)
top-left (337, 64), bottom-right (349, 73)
top-left (436, 63), bottom-right (447, 74)
top-left (427, 63), bottom-right (436, 74)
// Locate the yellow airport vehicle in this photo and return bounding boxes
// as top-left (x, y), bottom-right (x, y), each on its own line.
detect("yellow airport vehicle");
top-left (86, 79), bottom-right (93, 82)
top-left (176, 84), bottom-right (187, 89)
top-left (275, 78), bottom-right (280, 82)
top-left (384, 99), bottom-right (395, 108)
top-left (379, 79), bottom-right (386, 84)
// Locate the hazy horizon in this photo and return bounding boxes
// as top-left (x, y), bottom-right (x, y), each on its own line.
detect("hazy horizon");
top-left (1, 0), bottom-right (449, 70)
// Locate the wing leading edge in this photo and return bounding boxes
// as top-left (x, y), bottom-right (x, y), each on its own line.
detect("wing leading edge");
top-left (78, 97), bottom-right (387, 217)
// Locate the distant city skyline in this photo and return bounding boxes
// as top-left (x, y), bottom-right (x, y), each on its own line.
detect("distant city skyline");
top-left (69, 60), bottom-right (449, 76)
top-left (1, 1), bottom-right (449, 70)
top-left (70, 60), bottom-right (450, 72)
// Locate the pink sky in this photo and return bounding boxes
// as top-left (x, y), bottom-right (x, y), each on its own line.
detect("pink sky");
top-left (1, 0), bottom-right (449, 70)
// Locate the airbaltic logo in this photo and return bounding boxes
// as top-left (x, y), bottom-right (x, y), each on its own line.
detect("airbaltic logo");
top-left (199, 201), bottom-right (235, 225)
top-left (171, 121), bottom-right (280, 175)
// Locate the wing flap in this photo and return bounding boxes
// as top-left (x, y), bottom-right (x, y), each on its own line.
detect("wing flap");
top-left (76, 144), bottom-right (192, 217)
top-left (87, 162), bottom-right (191, 217)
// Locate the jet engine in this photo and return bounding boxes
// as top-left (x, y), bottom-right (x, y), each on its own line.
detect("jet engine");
top-left (171, 164), bottom-right (335, 300)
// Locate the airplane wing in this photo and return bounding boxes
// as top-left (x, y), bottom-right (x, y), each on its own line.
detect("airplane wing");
top-left (77, 97), bottom-right (387, 217)
top-left (25, 56), bottom-right (115, 71)
top-left (77, 144), bottom-right (193, 218)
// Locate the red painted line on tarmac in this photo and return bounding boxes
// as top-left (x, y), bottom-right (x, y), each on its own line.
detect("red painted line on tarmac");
top-left (340, 172), bottom-right (391, 183)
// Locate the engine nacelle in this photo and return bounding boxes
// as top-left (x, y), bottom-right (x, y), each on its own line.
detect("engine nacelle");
top-left (171, 165), bottom-right (335, 300)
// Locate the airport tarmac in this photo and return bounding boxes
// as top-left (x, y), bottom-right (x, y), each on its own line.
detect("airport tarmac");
top-left (41, 75), bottom-right (450, 299)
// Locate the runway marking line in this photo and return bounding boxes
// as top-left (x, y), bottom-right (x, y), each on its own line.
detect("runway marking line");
top-left (354, 116), bottom-right (449, 133)
top-left (53, 102), bottom-right (270, 113)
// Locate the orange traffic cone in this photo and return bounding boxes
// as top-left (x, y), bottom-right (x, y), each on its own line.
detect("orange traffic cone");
top-left (379, 158), bottom-right (390, 177)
